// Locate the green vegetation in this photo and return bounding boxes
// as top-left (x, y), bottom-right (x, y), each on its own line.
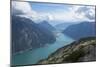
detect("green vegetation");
top-left (63, 48), bottom-right (85, 62)
top-left (38, 37), bottom-right (96, 64)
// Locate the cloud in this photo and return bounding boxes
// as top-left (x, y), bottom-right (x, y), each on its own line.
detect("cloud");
top-left (12, 1), bottom-right (52, 23)
top-left (49, 6), bottom-right (95, 23)
top-left (12, 1), bottom-right (39, 22)
top-left (12, 1), bottom-right (32, 14)
top-left (12, 1), bottom-right (95, 24)
top-left (75, 6), bottom-right (95, 21)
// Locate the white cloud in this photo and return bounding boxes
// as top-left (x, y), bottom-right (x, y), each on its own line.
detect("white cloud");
top-left (12, 1), bottom-right (53, 23)
top-left (74, 6), bottom-right (95, 21)
top-left (12, 1), bottom-right (95, 24)
top-left (12, 1), bottom-right (32, 14)
top-left (12, 1), bottom-right (40, 22)
top-left (49, 6), bottom-right (95, 23)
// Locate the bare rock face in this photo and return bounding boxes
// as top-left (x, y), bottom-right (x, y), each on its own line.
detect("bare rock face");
top-left (37, 37), bottom-right (96, 64)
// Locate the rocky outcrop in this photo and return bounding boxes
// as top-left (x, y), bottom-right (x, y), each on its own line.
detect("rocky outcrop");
top-left (37, 37), bottom-right (96, 64)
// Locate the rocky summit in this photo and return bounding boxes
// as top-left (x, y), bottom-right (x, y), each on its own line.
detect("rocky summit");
top-left (37, 37), bottom-right (96, 64)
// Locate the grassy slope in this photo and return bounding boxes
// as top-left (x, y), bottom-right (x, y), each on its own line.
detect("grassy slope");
top-left (37, 37), bottom-right (96, 64)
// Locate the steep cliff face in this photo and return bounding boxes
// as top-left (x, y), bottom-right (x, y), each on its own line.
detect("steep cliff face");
top-left (12, 16), bottom-right (56, 54)
top-left (38, 37), bottom-right (96, 64)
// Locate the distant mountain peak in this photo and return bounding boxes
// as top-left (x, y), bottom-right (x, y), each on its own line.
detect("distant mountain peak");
top-left (38, 21), bottom-right (56, 31)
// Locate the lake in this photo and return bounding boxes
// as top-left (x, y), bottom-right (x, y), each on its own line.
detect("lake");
top-left (12, 33), bottom-right (74, 65)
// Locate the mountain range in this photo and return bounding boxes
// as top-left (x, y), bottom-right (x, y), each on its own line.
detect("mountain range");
top-left (63, 22), bottom-right (96, 40)
top-left (12, 15), bottom-right (56, 54)
top-left (12, 15), bottom-right (96, 55)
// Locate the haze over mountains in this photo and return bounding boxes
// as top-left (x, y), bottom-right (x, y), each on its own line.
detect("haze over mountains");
top-left (55, 22), bottom-right (77, 31)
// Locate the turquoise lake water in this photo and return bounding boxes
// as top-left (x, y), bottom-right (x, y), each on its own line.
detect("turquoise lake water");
top-left (12, 33), bottom-right (74, 65)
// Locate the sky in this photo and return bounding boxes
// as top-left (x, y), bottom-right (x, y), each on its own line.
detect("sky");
top-left (12, 1), bottom-right (95, 25)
